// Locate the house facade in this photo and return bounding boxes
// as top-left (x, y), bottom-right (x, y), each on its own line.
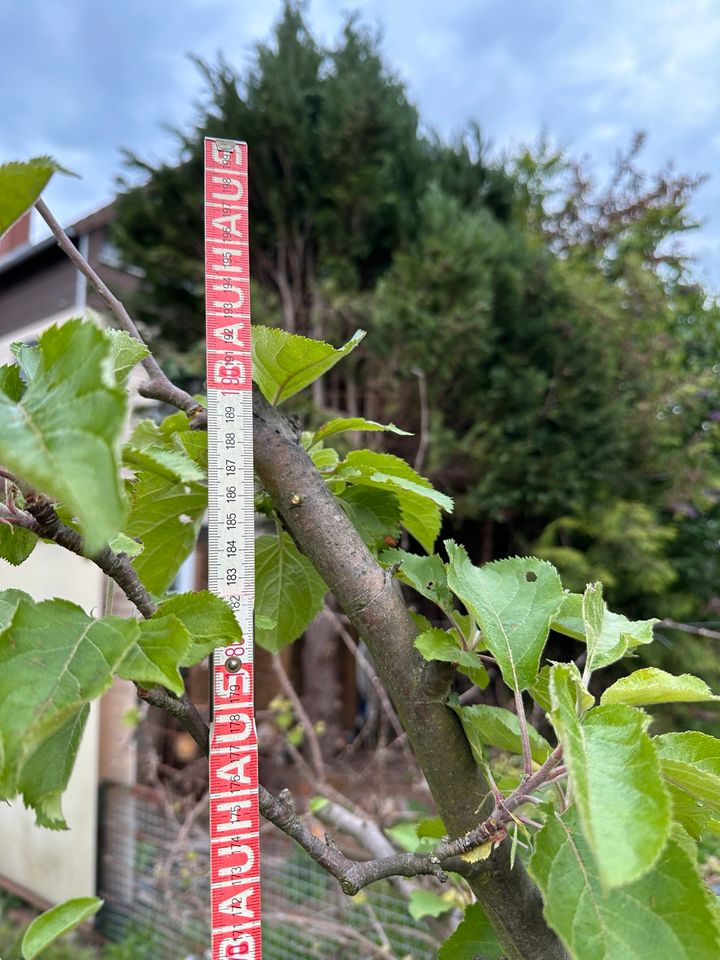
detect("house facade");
top-left (0, 206), bottom-right (139, 905)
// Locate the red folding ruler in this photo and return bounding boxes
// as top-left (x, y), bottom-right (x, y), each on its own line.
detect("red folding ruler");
top-left (204, 137), bottom-right (261, 959)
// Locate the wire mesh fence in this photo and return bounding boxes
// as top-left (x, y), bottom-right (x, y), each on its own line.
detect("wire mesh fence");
top-left (97, 783), bottom-right (441, 960)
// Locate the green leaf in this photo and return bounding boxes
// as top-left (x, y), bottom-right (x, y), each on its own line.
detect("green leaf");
top-left (528, 664), bottom-right (553, 712)
top-left (122, 413), bottom-right (208, 591)
top-left (0, 363), bottom-right (25, 401)
top-left (381, 548), bottom-right (453, 611)
top-left (10, 342), bottom-right (40, 382)
top-left (309, 446), bottom-right (339, 472)
top-left (552, 592), bottom-right (656, 669)
top-left (115, 615), bottom-right (190, 696)
top-left (107, 533), bottom-right (143, 558)
top-left (152, 591), bottom-right (243, 666)
top-left (123, 445), bottom-right (205, 485)
top-left (670, 822), bottom-right (699, 863)
top-left (116, 592), bottom-right (241, 697)
top-left (337, 451), bottom-right (452, 552)
top-left (21, 897), bottom-right (103, 960)
top-left (438, 903), bottom-right (504, 960)
top-left (255, 534), bottom-right (327, 653)
top-left (407, 890), bottom-right (453, 921)
top-left (105, 329), bottom-right (149, 384)
top-left (0, 523), bottom-right (38, 565)
top-left (252, 326), bottom-right (365, 405)
top-left (549, 663), bottom-right (671, 889)
top-left (415, 628), bottom-right (489, 688)
top-left (449, 698), bottom-right (552, 765)
top-left (154, 411), bottom-right (208, 471)
top-left (18, 706), bottom-right (89, 829)
top-left (530, 807), bottom-right (720, 960)
top-left (409, 610), bottom-right (433, 634)
top-left (313, 417), bottom-right (411, 444)
top-left (308, 796), bottom-right (329, 814)
top-left (446, 543), bottom-right (565, 690)
top-left (336, 486), bottom-right (401, 552)
top-left (665, 782), bottom-right (713, 840)
top-left (0, 157), bottom-right (73, 235)
top-left (124, 473), bottom-right (206, 593)
top-left (124, 420), bottom-right (205, 483)
top-left (416, 816), bottom-right (446, 839)
top-left (456, 660), bottom-right (490, 689)
top-left (581, 580), bottom-right (605, 675)
top-left (0, 320), bottom-right (127, 552)
top-left (0, 589), bottom-right (26, 626)
top-left (653, 732), bottom-right (720, 814)
top-left (601, 668), bottom-right (719, 707)
top-left (529, 663), bottom-right (594, 714)
top-left (0, 592), bottom-right (135, 801)
top-left (384, 822), bottom-right (435, 853)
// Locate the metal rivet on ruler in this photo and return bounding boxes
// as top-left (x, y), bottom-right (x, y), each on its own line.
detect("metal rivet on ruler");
top-left (224, 656), bottom-right (242, 673)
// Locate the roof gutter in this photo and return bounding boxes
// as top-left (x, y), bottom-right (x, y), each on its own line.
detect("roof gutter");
top-left (0, 226), bottom-right (78, 277)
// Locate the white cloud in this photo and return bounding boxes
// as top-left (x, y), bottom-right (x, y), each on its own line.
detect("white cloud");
top-left (2, 0), bottom-right (718, 286)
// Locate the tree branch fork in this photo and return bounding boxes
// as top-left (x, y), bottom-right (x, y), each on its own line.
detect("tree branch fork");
top-left (259, 746), bottom-right (564, 895)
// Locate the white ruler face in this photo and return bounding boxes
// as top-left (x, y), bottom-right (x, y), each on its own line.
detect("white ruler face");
top-left (204, 137), bottom-right (261, 960)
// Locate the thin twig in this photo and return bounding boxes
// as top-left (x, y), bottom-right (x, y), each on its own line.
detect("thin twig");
top-left (271, 655), bottom-right (325, 782)
top-left (23, 493), bottom-right (157, 618)
top-left (0, 501), bottom-right (37, 529)
top-left (137, 686), bottom-right (210, 754)
top-left (102, 577), bottom-right (116, 618)
top-left (257, 742), bottom-right (564, 894)
top-left (362, 898), bottom-right (392, 951)
top-left (282, 735), bottom-right (375, 821)
top-left (34, 198), bottom-right (206, 426)
top-left (657, 618), bottom-right (720, 642)
top-left (264, 908), bottom-right (439, 957)
top-left (258, 785), bottom-right (448, 893)
top-left (323, 606), bottom-right (407, 747)
top-left (412, 367), bottom-right (430, 474)
top-left (314, 798), bottom-right (415, 899)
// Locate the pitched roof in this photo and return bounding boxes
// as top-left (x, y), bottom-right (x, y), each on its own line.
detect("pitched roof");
top-left (0, 202), bottom-right (115, 277)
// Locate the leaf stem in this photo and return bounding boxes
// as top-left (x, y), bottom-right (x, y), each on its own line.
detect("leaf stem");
top-left (447, 608), bottom-right (477, 651)
top-left (271, 655), bottom-right (325, 783)
top-left (657, 618), bottom-right (720, 642)
top-left (514, 686), bottom-right (534, 778)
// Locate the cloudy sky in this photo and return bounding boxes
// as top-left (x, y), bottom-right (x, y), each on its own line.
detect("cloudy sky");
top-left (3, 0), bottom-right (719, 287)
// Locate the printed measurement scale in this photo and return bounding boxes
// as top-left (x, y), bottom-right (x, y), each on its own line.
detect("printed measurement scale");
top-left (205, 137), bottom-right (261, 960)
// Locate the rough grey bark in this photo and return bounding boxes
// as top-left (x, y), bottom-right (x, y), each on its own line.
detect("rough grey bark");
top-left (252, 391), bottom-right (568, 960)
